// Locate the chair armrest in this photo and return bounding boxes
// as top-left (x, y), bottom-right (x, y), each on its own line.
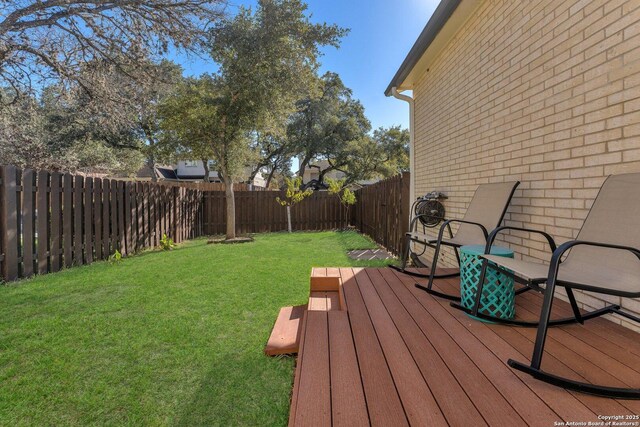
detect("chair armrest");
top-left (442, 219), bottom-right (489, 241)
top-left (486, 226), bottom-right (557, 254)
top-left (551, 240), bottom-right (640, 265)
top-left (547, 240), bottom-right (640, 285)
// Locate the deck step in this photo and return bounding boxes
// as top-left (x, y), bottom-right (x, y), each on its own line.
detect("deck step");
top-left (265, 305), bottom-right (306, 356)
top-left (308, 292), bottom-right (340, 311)
top-left (310, 267), bottom-right (341, 292)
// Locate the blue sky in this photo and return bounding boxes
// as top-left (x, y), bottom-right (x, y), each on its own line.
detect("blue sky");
top-left (172, 0), bottom-right (440, 130)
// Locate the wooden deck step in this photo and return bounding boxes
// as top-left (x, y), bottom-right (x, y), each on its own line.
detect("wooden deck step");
top-left (308, 292), bottom-right (340, 311)
top-left (310, 267), bottom-right (341, 292)
top-left (265, 305), bottom-right (306, 356)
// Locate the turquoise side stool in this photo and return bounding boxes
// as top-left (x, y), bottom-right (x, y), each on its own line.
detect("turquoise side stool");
top-left (460, 245), bottom-right (515, 321)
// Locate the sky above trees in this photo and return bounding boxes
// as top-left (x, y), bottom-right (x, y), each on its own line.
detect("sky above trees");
top-left (171, 0), bottom-right (441, 131)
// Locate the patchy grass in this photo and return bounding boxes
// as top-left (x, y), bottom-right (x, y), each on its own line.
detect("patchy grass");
top-left (0, 231), bottom-right (392, 426)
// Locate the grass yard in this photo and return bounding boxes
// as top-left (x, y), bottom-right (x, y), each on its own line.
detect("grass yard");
top-left (0, 231), bottom-right (393, 426)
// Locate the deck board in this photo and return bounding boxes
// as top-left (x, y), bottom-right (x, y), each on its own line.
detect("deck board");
top-left (399, 271), bottom-right (560, 425)
top-left (340, 268), bottom-right (409, 427)
top-left (293, 311), bottom-right (331, 427)
top-left (327, 311), bottom-right (368, 427)
top-left (431, 277), bottom-right (604, 420)
top-left (289, 267), bottom-right (639, 426)
top-left (366, 269), bottom-right (487, 427)
top-left (351, 269), bottom-right (446, 426)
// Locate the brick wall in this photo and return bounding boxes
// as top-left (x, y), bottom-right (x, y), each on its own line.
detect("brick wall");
top-left (412, 0), bottom-right (640, 331)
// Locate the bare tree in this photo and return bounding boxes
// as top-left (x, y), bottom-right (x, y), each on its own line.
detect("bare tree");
top-left (0, 1), bottom-right (225, 102)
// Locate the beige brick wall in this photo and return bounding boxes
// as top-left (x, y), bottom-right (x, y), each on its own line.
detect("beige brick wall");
top-left (412, 0), bottom-right (640, 331)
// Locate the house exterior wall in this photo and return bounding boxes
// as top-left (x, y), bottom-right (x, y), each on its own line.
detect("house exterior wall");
top-left (174, 161), bottom-right (266, 187)
top-left (411, 0), bottom-right (640, 331)
top-left (175, 160), bottom-right (207, 178)
top-left (301, 160), bottom-right (347, 183)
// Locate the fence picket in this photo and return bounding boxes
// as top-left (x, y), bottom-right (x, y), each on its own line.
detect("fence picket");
top-left (103, 179), bottom-right (111, 257)
top-left (84, 177), bottom-right (93, 265)
top-left (63, 174), bottom-right (73, 268)
top-left (22, 170), bottom-right (35, 278)
top-left (50, 172), bottom-right (62, 272)
top-left (36, 170), bottom-right (50, 274)
top-left (73, 175), bottom-right (83, 266)
top-left (94, 178), bottom-right (102, 261)
top-left (0, 166), bottom-right (19, 281)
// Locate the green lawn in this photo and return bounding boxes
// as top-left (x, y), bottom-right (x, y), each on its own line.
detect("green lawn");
top-left (0, 231), bottom-right (392, 426)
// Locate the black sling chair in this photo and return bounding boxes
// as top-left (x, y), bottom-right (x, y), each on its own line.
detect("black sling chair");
top-left (392, 181), bottom-right (520, 301)
top-left (454, 173), bottom-right (640, 399)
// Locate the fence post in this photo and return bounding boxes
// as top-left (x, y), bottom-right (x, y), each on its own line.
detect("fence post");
top-left (0, 165), bottom-right (19, 281)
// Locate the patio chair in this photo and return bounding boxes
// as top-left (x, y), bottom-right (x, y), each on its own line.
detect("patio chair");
top-left (392, 181), bottom-right (520, 301)
top-left (455, 173), bottom-right (640, 398)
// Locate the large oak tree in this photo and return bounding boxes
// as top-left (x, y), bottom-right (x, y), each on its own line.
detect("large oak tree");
top-left (160, 0), bottom-right (346, 240)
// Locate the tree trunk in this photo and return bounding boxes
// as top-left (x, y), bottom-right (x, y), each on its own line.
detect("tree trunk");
top-left (298, 153), bottom-right (312, 182)
top-left (202, 159), bottom-right (211, 183)
top-left (265, 167), bottom-right (277, 189)
top-left (287, 205), bottom-right (292, 233)
top-left (224, 173), bottom-right (236, 240)
top-left (141, 122), bottom-right (158, 182)
top-left (147, 156), bottom-right (158, 182)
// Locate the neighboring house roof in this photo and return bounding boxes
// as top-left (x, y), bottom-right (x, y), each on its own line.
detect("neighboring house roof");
top-left (155, 166), bottom-right (178, 180)
top-left (385, 0), bottom-right (482, 96)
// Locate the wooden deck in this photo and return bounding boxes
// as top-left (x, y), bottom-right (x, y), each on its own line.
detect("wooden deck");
top-left (289, 267), bottom-right (640, 426)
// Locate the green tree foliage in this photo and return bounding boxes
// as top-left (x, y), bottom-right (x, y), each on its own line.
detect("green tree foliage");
top-left (288, 72), bottom-right (410, 186)
top-left (160, 0), bottom-right (346, 240)
top-left (0, 89), bottom-right (144, 175)
top-left (289, 72), bottom-right (370, 183)
top-left (372, 126), bottom-right (410, 175)
top-left (338, 126), bottom-right (410, 185)
top-left (0, 59), bottom-right (183, 177)
top-left (275, 177), bottom-right (313, 232)
top-left (248, 132), bottom-right (296, 189)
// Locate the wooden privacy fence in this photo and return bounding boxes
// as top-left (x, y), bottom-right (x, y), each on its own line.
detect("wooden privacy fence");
top-left (203, 190), bottom-right (348, 235)
top-left (0, 163), bottom-right (411, 282)
top-left (0, 165), bottom-right (204, 282)
top-left (352, 172), bottom-right (410, 256)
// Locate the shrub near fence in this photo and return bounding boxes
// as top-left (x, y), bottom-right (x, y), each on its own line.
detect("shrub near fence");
top-left (0, 165), bottom-right (204, 282)
top-left (352, 172), bottom-right (410, 256)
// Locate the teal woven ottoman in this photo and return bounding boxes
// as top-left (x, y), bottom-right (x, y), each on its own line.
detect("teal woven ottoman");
top-left (460, 245), bottom-right (515, 321)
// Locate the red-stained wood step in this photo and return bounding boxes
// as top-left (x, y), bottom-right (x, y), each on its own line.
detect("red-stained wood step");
top-left (310, 267), bottom-right (341, 292)
top-left (265, 305), bottom-right (306, 356)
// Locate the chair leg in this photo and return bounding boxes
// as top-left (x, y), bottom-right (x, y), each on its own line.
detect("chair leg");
top-left (530, 278), bottom-right (557, 369)
top-left (471, 259), bottom-right (489, 317)
top-left (400, 235), bottom-right (411, 270)
top-left (565, 288), bottom-right (584, 324)
top-left (415, 240), bottom-right (461, 301)
top-left (508, 278), bottom-right (640, 399)
top-left (426, 240), bottom-right (441, 291)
